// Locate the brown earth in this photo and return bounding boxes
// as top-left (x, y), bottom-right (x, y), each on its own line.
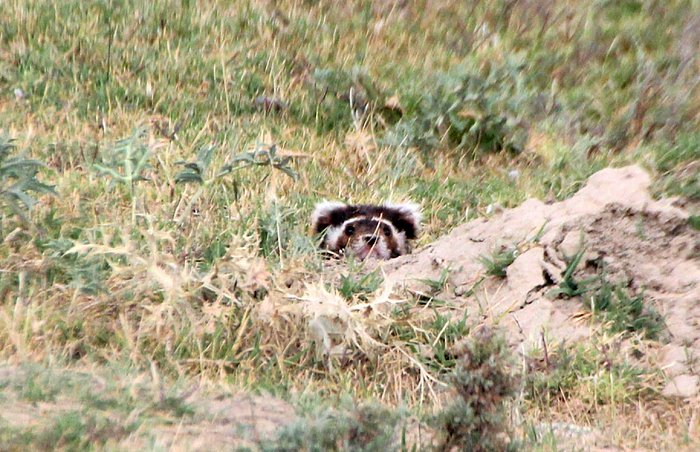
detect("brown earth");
top-left (381, 165), bottom-right (700, 398)
top-left (0, 365), bottom-right (298, 450)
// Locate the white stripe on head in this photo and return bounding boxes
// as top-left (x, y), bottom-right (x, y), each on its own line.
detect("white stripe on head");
top-left (324, 225), bottom-right (345, 250)
top-left (339, 217), bottom-right (398, 234)
top-left (383, 202), bottom-right (422, 226)
top-left (370, 217), bottom-right (399, 235)
top-left (311, 200), bottom-right (347, 229)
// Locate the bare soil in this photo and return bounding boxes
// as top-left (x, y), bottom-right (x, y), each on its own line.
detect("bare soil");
top-left (382, 165), bottom-right (700, 398)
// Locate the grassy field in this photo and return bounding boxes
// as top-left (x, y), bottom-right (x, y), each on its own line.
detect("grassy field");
top-left (1, 0), bottom-right (699, 449)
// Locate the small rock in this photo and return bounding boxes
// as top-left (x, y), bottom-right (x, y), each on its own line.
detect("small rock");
top-left (660, 345), bottom-right (689, 376)
top-left (506, 247), bottom-right (546, 293)
top-left (454, 285), bottom-right (468, 297)
top-left (431, 257), bottom-right (446, 268)
top-left (558, 229), bottom-right (599, 263)
top-left (662, 374), bottom-right (699, 398)
top-left (486, 203), bottom-right (504, 216)
top-left (13, 88), bottom-right (25, 100)
top-left (559, 230), bottom-right (586, 259)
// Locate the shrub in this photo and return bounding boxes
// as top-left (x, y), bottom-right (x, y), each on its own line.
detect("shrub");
top-left (386, 61), bottom-right (532, 161)
top-left (267, 403), bottom-right (398, 452)
top-left (433, 327), bottom-right (517, 451)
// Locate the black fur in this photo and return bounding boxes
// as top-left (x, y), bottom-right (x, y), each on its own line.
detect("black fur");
top-left (313, 205), bottom-right (354, 233)
top-left (314, 204), bottom-right (419, 238)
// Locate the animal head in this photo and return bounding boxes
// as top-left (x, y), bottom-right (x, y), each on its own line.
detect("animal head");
top-left (311, 201), bottom-right (421, 260)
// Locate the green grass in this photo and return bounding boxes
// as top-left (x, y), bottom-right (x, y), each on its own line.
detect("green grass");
top-left (648, 131), bottom-right (700, 200)
top-left (0, 364), bottom-right (195, 449)
top-left (524, 340), bottom-right (657, 406)
top-left (590, 281), bottom-right (665, 340)
top-left (265, 403), bottom-right (401, 452)
top-left (337, 266), bottom-right (384, 300)
top-left (1, 0), bottom-right (699, 449)
top-left (479, 246), bottom-right (518, 278)
top-left (547, 244), bottom-right (666, 340)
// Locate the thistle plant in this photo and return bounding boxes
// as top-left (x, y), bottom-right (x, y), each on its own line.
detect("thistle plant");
top-left (173, 142), bottom-right (297, 224)
top-left (93, 128), bottom-right (152, 225)
top-left (0, 132), bottom-right (55, 235)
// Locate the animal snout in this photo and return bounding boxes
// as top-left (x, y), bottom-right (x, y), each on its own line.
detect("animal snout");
top-left (364, 235), bottom-right (378, 246)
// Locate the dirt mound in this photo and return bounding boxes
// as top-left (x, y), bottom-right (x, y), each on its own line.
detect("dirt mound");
top-left (382, 166), bottom-right (700, 397)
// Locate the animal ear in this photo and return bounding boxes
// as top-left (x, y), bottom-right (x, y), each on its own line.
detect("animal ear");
top-left (385, 203), bottom-right (422, 239)
top-left (311, 201), bottom-right (350, 233)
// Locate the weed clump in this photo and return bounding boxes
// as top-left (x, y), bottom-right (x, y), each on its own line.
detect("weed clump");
top-left (591, 282), bottom-right (665, 340)
top-left (479, 246), bottom-right (518, 278)
top-left (651, 131), bottom-right (700, 201)
top-left (524, 341), bottom-right (658, 407)
top-left (337, 267), bottom-right (383, 300)
top-left (434, 327), bottom-right (517, 451)
top-left (0, 132), bottom-right (54, 229)
top-left (386, 62), bottom-right (531, 161)
top-left (267, 403), bottom-right (398, 452)
top-left (548, 246), bottom-right (665, 340)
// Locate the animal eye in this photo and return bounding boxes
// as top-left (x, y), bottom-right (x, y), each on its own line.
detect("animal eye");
top-left (383, 226), bottom-right (392, 236)
top-left (345, 225), bottom-right (355, 236)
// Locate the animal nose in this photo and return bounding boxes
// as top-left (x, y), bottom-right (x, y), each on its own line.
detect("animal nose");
top-left (364, 235), bottom-right (378, 246)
